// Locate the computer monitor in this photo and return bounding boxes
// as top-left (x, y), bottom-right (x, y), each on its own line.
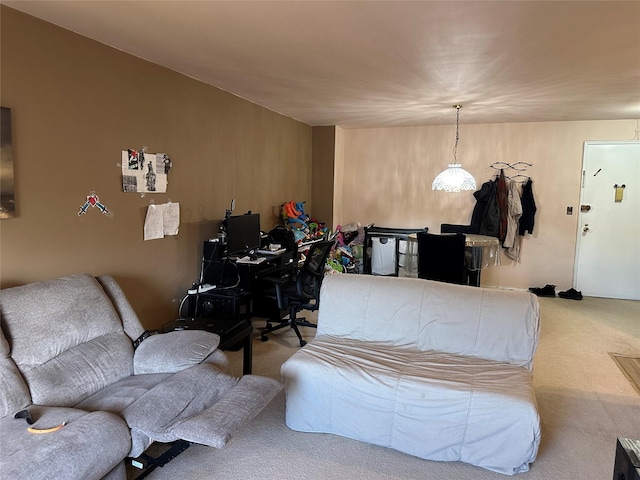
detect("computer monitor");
top-left (226, 213), bottom-right (261, 255)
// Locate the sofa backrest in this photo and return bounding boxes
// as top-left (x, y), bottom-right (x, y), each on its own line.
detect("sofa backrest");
top-left (0, 327), bottom-right (31, 418)
top-left (0, 274), bottom-right (135, 407)
top-left (317, 275), bottom-right (540, 370)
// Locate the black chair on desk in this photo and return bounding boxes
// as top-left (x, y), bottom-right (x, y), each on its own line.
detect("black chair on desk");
top-left (417, 232), bottom-right (468, 285)
top-left (260, 240), bottom-right (333, 347)
top-left (440, 223), bottom-right (484, 287)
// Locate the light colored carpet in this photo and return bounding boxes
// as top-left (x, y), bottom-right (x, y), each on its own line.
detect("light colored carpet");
top-left (145, 294), bottom-right (640, 480)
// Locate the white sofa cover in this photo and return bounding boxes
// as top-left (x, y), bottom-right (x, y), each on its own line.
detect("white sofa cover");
top-left (281, 274), bottom-right (541, 475)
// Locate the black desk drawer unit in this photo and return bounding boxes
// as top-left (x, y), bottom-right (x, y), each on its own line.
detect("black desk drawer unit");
top-left (363, 225), bottom-right (428, 276)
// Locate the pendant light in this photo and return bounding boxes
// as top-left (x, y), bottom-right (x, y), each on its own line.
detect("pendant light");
top-left (432, 104), bottom-right (476, 192)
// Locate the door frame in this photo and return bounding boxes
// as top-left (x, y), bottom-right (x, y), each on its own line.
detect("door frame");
top-left (572, 140), bottom-right (640, 299)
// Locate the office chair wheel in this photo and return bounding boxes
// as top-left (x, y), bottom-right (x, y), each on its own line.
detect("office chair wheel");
top-left (260, 334), bottom-right (269, 342)
top-left (299, 339), bottom-right (306, 347)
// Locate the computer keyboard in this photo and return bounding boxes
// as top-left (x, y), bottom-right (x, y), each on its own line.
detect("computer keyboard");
top-left (256, 248), bottom-right (286, 255)
top-left (187, 283), bottom-right (216, 294)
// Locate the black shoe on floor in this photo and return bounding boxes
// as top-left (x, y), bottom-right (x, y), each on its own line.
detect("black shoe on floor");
top-left (558, 288), bottom-right (583, 300)
top-left (529, 284), bottom-right (556, 297)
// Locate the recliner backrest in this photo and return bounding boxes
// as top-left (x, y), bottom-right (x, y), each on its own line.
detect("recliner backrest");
top-left (0, 274), bottom-right (134, 406)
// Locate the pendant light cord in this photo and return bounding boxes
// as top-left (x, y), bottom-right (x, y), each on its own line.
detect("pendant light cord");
top-left (453, 104), bottom-right (462, 163)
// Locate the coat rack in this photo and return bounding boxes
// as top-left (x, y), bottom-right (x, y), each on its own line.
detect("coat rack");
top-left (489, 161), bottom-right (533, 182)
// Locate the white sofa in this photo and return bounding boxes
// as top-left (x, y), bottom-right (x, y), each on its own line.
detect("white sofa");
top-left (281, 274), bottom-right (541, 475)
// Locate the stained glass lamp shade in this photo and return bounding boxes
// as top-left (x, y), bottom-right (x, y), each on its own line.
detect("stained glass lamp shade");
top-left (432, 105), bottom-right (476, 192)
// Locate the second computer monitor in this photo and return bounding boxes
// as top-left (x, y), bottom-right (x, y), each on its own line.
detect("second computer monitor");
top-left (226, 213), bottom-right (261, 255)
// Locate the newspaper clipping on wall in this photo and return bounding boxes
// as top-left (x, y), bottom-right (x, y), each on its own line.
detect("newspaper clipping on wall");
top-left (122, 149), bottom-right (171, 193)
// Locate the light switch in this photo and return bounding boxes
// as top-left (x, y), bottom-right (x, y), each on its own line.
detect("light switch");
top-left (566, 206), bottom-right (573, 215)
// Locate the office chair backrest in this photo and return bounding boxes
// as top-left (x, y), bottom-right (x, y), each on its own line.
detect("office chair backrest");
top-left (417, 232), bottom-right (467, 285)
top-left (296, 240), bottom-right (334, 301)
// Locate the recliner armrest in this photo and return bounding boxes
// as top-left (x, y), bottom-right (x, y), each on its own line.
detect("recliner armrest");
top-left (133, 330), bottom-right (220, 374)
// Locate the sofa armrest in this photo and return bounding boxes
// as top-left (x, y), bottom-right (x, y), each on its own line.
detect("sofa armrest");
top-left (133, 330), bottom-right (220, 374)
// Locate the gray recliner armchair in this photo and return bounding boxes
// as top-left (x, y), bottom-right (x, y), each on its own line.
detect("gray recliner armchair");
top-left (0, 273), bottom-right (281, 480)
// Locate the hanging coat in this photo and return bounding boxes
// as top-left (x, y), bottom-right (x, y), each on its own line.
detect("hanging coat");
top-left (504, 180), bottom-right (523, 262)
top-left (469, 182), bottom-right (492, 234)
top-left (474, 180), bottom-right (500, 238)
top-left (518, 178), bottom-right (536, 235)
top-left (497, 169), bottom-right (509, 243)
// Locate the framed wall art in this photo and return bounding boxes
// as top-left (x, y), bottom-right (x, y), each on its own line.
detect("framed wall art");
top-left (1, 107), bottom-right (15, 219)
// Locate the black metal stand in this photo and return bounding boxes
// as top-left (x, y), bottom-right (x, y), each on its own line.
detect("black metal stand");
top-left (128, 439), bottom-right (192, 479)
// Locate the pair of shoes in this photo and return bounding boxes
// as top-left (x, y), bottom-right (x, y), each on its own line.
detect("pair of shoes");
top-left (529, 284), bottom-right (556, 297)
top-left (559, 288), bottom-right (583, 300)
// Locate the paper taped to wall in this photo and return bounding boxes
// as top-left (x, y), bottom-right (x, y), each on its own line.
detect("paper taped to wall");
top-left (144, 202), bottom-right (180, 240)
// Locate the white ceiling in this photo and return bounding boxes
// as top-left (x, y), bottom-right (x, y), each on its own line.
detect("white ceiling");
top-left (5, 1), bottom-right (640, 128)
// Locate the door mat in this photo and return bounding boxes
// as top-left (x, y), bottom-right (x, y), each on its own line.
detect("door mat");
top-left (610, 353), bottom-right (640, 396)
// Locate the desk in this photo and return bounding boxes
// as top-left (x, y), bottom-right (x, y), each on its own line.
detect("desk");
top-left (464, 234), bottom-right (501, 287)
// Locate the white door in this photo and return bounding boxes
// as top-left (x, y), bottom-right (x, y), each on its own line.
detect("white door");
top-left (574, 141), bottom-right (640, 300)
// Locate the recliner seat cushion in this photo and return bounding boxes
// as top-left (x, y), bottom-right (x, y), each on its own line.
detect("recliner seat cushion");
top-left (0, 406), bottom-right (131, 480)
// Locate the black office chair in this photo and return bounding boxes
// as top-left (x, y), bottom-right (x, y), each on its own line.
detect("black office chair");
top-left (260, 240), bottom-right (334, 347)
top-left (417, 232), bottom-right (467, 285)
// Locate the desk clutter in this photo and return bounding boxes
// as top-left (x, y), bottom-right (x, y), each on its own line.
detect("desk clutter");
top-left (175, 183), bottom-right (540, 352)
top-left (174, 201), bottom-right (336, 349)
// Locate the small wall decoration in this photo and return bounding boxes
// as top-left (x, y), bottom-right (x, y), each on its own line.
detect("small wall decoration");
top-left (122, 149), bottom-right (170, 193)
top-left (1, 107), bottom-right (16, 219)
top-left (78, 192), bottom-right (109, 215)
top-left (614, 184), bottom-right (626, 203)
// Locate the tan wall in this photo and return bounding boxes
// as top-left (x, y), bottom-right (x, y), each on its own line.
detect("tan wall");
top-left (339, 120), bottom-right (637, 290)
top-left (311, 126), bottom-right (335, 227)
top-left (2, 7), bottom-right (635, 321)
top-left (0, 7), bottom-right (312, 329)
top-left (333, 126), bottom-right (346, 228)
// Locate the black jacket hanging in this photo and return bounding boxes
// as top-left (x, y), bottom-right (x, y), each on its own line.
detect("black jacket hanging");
top-left (472, 180), bottom-right (500, 238)
top-left (518, 178), bottom-right (536, 235)
top-left (497, 169), bottom-right (508, 242)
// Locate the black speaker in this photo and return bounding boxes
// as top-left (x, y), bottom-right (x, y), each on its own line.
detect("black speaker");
top-left (203, 240), bottom-right (221, 262)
